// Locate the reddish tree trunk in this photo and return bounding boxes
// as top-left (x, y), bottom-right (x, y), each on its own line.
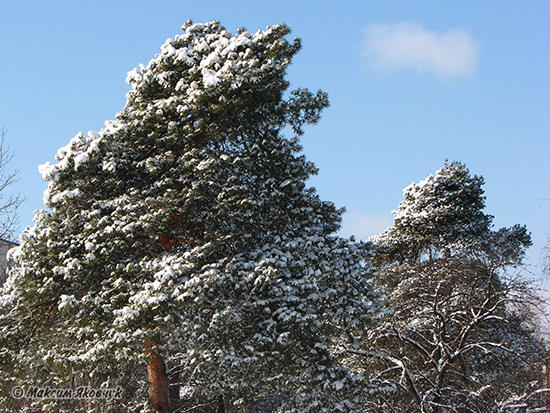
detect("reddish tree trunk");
top-left (145, 339), bottom-right (169, 413)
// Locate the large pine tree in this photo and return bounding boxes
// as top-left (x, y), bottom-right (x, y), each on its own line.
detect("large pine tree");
top-left (0, 21), bottom-right (379, 412)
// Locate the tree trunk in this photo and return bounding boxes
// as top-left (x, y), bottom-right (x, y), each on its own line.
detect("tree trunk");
top-left (217, 394), bottom-right (225, 413)
top-left (145, 339), bottom-right (169, 413)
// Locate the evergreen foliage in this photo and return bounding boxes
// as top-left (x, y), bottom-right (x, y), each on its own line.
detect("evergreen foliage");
top-left (373, 160), bottom-right (531, 266)
top-left (0, 21), bottom-right (379, 412)
top-left (1, 22), bottom-right (547, 413)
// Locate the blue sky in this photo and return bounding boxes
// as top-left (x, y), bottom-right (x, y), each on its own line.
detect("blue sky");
top-left (1, 1), bottom-right (549, 279)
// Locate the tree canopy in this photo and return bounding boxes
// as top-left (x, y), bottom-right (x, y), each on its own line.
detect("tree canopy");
top-left (0, 21), bottom-right (547, 413)
top-left (359, 162), bottom-right (549, 412)
top-left (0, 21), bottom-right (379, 413)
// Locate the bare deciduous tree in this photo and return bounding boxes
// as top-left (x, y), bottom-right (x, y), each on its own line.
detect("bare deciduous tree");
top-left (0, 128), bottom-right (23, 242)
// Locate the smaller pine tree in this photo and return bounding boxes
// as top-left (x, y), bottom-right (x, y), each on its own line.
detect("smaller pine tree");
top-left (361, 161), bottom-right (549, 412)
top-left (374, 161), bottom-right (493, 266)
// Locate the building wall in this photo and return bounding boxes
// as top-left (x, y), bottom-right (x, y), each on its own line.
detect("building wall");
top-left (0, 239), bottom-right (18, 285)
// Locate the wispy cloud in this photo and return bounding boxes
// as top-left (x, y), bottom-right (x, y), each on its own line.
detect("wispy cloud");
top-left (362, 21), bottom-right (480, 77)
top-left (338, 208), bottom-right (393, 241)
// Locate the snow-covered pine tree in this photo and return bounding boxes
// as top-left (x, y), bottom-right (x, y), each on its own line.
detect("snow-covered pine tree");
top-left (373, 161), bottom-right (493, 266)
top-left (0, 21), bottom-right (379, 413)
top-left (359, 161), bottom-right (549, 412)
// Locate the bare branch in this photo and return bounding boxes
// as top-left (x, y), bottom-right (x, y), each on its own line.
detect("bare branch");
top-left (0, 128), bottom-right (24, 241)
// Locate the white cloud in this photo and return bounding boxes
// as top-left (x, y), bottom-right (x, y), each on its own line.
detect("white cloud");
top-left (338, 207), bottom-right (393, 241)
top-left (363, 21), bottom-right (480, 77)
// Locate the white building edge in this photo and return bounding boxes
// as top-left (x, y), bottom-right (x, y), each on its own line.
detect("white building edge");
top-left (0, 238), bottom-right (18, 285)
